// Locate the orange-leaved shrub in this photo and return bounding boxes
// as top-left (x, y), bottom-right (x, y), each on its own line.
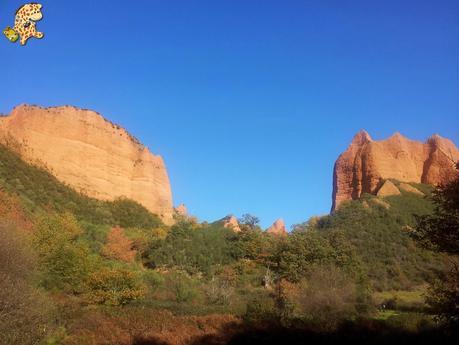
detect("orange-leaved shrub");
top-left (0, 189), bottom-right (33, 232)
top-left (102, 226), bottom-right (137, 263)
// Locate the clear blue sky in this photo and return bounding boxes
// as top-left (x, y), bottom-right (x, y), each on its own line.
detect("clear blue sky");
top-left (1, 0), bottom-right (458, 228)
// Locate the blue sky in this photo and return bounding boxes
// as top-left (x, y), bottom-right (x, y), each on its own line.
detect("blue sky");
top-left (1, 0), bottom-right (458, 228)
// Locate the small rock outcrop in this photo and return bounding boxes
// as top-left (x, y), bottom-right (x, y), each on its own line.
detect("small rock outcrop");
top-left (398, 183), bottom-right (424, 196)
top-left (376, 180), bottom-right (401, 197)
top-left (332, 131), bottom-right (459, 210)
top-left (266, 219), bottom-right (287, 236)
top-left (221, 215), bottom-right (241, 232)
top-left (0, 105), bottom-right (174, 223)
top-left (174, 204), bottom-right (188, 217)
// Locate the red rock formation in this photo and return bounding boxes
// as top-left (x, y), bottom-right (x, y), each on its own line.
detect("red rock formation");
top-left (0, 105), bottom-right (174, 223)
top-left (266, 219), bottom-right (287, 236)
top-left (332, 131), bottom-right (459, 210)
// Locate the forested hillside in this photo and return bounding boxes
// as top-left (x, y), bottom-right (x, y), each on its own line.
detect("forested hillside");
top-left (0, 143), bottom-right (162, 228)
top-left (0, 144), bottom-right (454, 345)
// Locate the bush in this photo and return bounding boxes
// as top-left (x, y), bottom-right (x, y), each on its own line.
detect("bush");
top-left (244, 294), bottom-right (277, 324)
top-left (0, 224), bottom-right (55, 345)
top-left (384, 296), bottom-right (399, 310)
top-left (385, 312), bottom-right (436, 332)
top-left (292, 265), bottom-right (359, 330)
top-left (85, 267), bottom-right (146, 306)
top-left (425, 267), bottom-right (459, 324)
top-left (204, 275), bottom-right (235, 305)
top-left (109, 198), bottom-right (163, 229)
top-left (0, 189), bottom-right (33, 231)
top-left (142, 270), bottom-right (164, 295)
top-left (166, 271), bottom-right (198, 303)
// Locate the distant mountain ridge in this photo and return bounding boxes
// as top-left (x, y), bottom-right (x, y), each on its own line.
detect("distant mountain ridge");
top-left (0, 104), bottom-right (174, 223)
top-left (332, 131), bottom-right (459, 211)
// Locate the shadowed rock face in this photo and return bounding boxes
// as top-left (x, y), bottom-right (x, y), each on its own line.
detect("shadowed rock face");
top-left (332, 130), bottom-right (459, 211)
top-left (0, 104), bottom-right (174, 223)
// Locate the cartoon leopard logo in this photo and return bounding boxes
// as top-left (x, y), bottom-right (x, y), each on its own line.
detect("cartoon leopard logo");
top-left (3, 3), bottom-right (44, 45)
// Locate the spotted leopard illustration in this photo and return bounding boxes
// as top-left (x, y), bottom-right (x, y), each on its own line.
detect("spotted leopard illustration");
top-left (14, 3), bottom-right (44, 46)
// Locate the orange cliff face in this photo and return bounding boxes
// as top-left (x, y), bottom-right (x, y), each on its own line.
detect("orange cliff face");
top-left (0, 104), bottom-right (174, 223)
top-left (332, 130), bottom-right (459, 211)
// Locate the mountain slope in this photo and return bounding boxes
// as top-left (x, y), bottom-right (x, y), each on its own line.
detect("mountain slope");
top-left (316, 182), bottom-right (446, 290)
top-left (0, 143), bottom-right (162, 229)
top-left (0, 104), bottom-right (173, 223)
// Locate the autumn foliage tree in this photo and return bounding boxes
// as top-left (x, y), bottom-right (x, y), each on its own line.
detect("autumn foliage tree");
top-left (102, 227), bottom-right (137, 263)
top-left (0, 189), bottom-right (33, 232)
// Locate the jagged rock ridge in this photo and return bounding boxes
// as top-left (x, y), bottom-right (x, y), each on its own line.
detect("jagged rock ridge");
top-left (332, 130), bottom-right (459, 210)
top-left (0, 104), bottom-right (174, 223)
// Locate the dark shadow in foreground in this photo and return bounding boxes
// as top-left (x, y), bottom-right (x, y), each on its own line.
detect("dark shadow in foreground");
top-left (133, 321), bottom-right (458, 345)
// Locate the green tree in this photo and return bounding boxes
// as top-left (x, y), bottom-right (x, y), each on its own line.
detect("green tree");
top-left (33, 212), bottom-right (93, 292)
top-left (273, 231), bottom-right (333, 282)
top-left (239, 214), bottom-right (261, 230)
top-left (412, 176), bottom-right (459, 255)
top-left (145, 220), bottom-right (240, 274)
top-left (412, 171), bottom-right (459, 325)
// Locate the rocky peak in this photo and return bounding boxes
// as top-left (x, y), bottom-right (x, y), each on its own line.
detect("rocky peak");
top-left (0, 104), bottom-right (174, 223)
top-left (332, 131), bottom-right (459, 211)
top-left (351, 130), bottom-right (372, 146)
top-left (221, 215), bottom-right (241, 232)
top-left (266, 218), bottom-right (287, 236)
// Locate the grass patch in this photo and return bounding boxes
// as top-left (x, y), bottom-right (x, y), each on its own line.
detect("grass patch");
top-left (374, 310), bottom-right (399, 320)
